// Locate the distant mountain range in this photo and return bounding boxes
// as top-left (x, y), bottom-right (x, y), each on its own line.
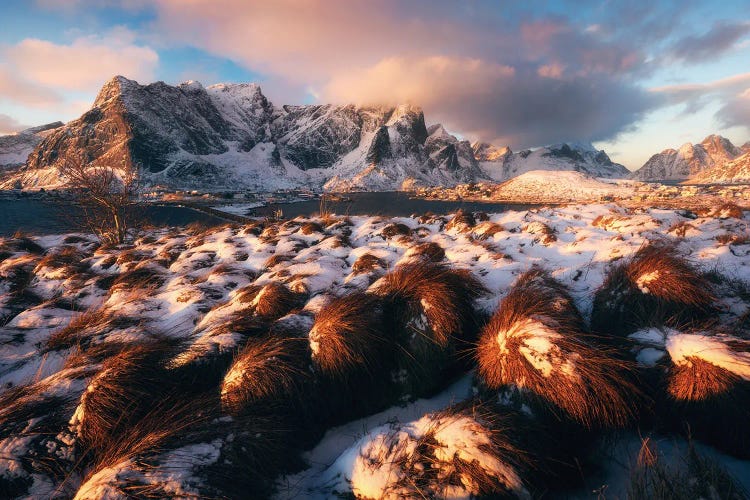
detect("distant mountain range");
top-left (0, 76), bottom-right (747, 190)
top-left (631, 135), bottom-right (744, 182)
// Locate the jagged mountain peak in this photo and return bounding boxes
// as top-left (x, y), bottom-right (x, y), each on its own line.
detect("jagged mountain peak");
top-left (11, 76), bottom-right (483, 192)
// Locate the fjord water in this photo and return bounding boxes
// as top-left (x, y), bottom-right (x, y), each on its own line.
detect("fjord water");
top-left (0, 192), bottom-right (538, 236)
top-left (0, 198), bottom-right (226, 236)
top-left (249, 192), bottom-right (533, 218)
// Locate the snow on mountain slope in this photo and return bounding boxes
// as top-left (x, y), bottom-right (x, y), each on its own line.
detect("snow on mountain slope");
top-left (11, 76), bottom-right (484, 192)
top-left (476, 142), bottom-right (629, 181)
top-left (632, 135), bottom-right (742, 181)
top-left (0, 122), bottom-right (63, 171)
top-left (493, 170), bottom-right (632, 201)
top-left (690, 152), bottom-right (750, 184)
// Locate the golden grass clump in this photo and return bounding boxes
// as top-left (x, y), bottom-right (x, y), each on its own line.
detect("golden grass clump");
top-left (522, 221), bottom-right (557, 244)
top-left (299, 221), bottom-right (324, 235)
top-left (371, 261), bottom-right (487, 398)
top-left (109, 266), bottom-right (166, 293)
top-left (477, 268), bottom-right (636, 429)
top-left (373, 261), bottom-right (486, 347)
top-left (72, 340), bottom-right (177, 459)
top-left (404, 241), bottom-right (445, 262)
top-left (444, 209), bottom-right (476, 232)
top-left (220, 335), bottom-right (311, 417)
top-left (472, 221), bottom-right (504, 240)
top-left (381, 222), bottom-right (411, 238)
top-left (309, 292), bottom-right (390, 378)
top-left (591, 244), bottom-right (716, 338)
top-left (34, 245), bottom-right (88, 275)
top-left (352, 253), bottom-right (387, 275)
top-left (333, 402), bottom-right (529, 499)
top-left (712, 202), bottom-right (744, 219)
top-left (661, 331), bottom-right (750, 458)
top-left (235, 281), bottom-right (304, 320)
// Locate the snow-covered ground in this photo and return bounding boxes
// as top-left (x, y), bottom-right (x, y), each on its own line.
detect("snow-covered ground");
top-left (1, 204), bottom-right (749, 498)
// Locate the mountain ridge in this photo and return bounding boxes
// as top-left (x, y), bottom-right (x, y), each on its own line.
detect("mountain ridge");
top-left (631, 134), bottom-right (742, 181)
top-left (15, 76), bottom-right (487, 192)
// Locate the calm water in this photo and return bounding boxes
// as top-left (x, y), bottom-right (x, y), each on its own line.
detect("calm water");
top-left (0, 193), bottom-right (541, 236)
top-left (249, 191), bottom-right (536, 218)
top-left (0, 198), bottom-right (226, 237)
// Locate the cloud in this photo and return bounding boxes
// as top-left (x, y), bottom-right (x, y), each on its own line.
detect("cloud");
top-left (148, 0), bottom-right (655, 148)
top-left (0, 27), bottom-right (158, 122)
top-left (0, 114), bottom-right (29, 135)
top-left (653, 72), bottom-right (750, 130)
top-left (669, 21), bottom-right (750, 63)
top-left (2, 27), bottom-right (158, 92)
top-left (323, 56), bottom-right (657, 148)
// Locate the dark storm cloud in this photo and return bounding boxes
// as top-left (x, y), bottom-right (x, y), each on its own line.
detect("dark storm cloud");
top-left (669, 21), bottom-right (750, 63)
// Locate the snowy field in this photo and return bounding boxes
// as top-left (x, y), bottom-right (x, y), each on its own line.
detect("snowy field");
top-left (1, 203), bottom-right (749, 498)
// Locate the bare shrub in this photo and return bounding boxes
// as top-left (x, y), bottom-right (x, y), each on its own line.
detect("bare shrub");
top-left (628, 438), bottom-right (747, 499)
top-left (59, 158), bottom-right (139, 244)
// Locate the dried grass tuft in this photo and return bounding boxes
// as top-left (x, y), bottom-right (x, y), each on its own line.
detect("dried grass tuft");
top-left (445, 209), bottom-right (476, 232)
top-left (235, 281), bottom-right (304, 320)
top-left (352, 253), bottom-right (387, 274)
top-left (405, 242), bottom-right (445, 262)
top-left (381, 223), bottom-right (411, 238)
top-left (591, 244), bottom-right (716, 337)
top-left (477, 268), bottom-right (637, 429)
top-left (220, 335), bottom-right (311, 417)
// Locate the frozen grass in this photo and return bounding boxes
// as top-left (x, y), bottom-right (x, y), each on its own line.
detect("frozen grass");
top-left (1, 204), bottom-right (749, 498)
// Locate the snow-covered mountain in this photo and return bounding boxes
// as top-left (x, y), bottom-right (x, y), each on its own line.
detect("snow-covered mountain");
top-left (474, 141), bottom-right (629, 181)
top-left (631, 135), bottom-right (742, 181)
top-left (690, 152), bottom-right (750, 184)
top-left (0, 122), bottom-right (63, 171)
top-left (14, 76), bottom-right (486, 192)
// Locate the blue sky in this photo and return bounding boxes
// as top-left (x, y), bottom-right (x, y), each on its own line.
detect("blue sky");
top-left (0, 0), bottom-right (748, 169)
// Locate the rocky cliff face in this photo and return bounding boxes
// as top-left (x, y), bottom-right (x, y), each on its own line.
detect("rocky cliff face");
top-left (0, 122), bottom-right (63, 171)
top-left (16, 76), bottom-right (485, 192)
top-left (631, 135), bottom-right (742, 181)
top-left (474, 141), bottom-right (629, 181)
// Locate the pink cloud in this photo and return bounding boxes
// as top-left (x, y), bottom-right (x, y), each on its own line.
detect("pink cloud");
top-left (3, 28), bottom-right (158, 92)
